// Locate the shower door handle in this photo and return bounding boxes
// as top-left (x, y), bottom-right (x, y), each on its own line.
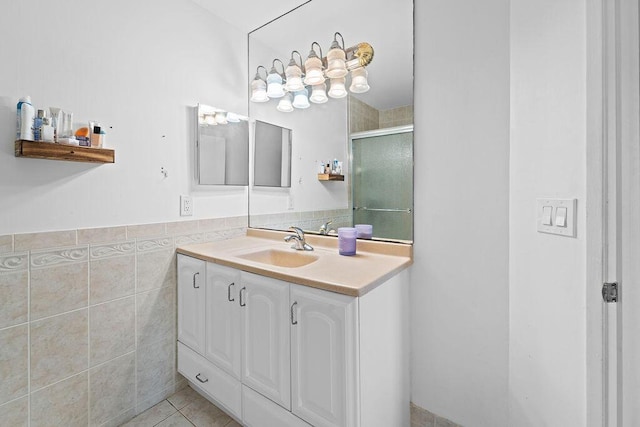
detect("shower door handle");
top-left (353, 207), bottom-right (412, 213)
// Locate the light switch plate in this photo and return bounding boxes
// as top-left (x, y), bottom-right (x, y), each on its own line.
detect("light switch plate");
top-left (536, 198), bottom-right (577, 237)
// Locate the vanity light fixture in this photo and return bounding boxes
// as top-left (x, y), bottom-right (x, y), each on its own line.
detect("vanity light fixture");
top-left (250, 34), bottom-right (374, 112)
top-left (226, 112), bottom-right (241, 123)
top-left (250, 66), bottom-right (269, 103)
top-left (198, 105), bottom-right (244, 126)
top-left (266, 59), bottom-right (286, 98)
top-left (215, 111), bottom-right (228, 125)
top-left (325, 32), bottom-right (348, 78)
top-left (303, 42), bottom-right (325, 86)
top-left (285, 51), bottom-right (305, 92)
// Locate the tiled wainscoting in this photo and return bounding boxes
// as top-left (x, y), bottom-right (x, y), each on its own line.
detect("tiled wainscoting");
top-left (0, 216), bottom-right (246, 427)
top-left (411, 403), bottom-right (463, 427)
top-left (250, 209), bottom-right (352, 234)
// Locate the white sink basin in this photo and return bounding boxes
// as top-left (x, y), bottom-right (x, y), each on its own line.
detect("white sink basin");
top-left (236, 249), bottom-right (318, 268)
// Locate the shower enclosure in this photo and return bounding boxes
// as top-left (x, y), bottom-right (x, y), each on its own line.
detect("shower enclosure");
top-left (350, 125), bottom-right (414, 241)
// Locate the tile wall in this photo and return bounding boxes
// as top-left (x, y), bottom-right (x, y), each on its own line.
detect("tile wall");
top-left (250, 208), bottom-right (352, 234)
top-left (411, 403), bottom-right (464, 427)
top-left (0, 216), bottom-right (246, 427)
top-left (349, 96), bottom-right (414, 133)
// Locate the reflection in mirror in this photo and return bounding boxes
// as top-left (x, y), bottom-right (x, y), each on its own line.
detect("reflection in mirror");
top-left (254, 120), bottom-right (292, 187)
top-left (248, 0), bottom-right (413, 242)
top-left (196, 104), bottom-right (249, 186)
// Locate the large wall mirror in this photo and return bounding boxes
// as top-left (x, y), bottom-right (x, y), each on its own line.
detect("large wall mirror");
top-left (248, 0), bottom-right (414, 242)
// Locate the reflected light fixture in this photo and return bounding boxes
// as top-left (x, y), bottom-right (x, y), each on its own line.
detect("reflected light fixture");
top-left (349, 67), bottom-right (370, 93)
top-left (277, 93), bottom-right (294, 112)
top-left (309, 83), bottom-right (328, 104)
top-left (292, 88), bottom-right (310, 109)
top-left (250, 66), bottom-right (269, 102)
top-left (328, 77), bottom-right (347, 98)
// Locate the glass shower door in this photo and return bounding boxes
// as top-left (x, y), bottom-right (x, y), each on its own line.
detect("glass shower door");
top-left (351, 126), bottom-right (413, 241)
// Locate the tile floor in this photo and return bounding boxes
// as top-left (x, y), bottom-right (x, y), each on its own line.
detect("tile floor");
top-left (121, 385), bottom-right (240, 427)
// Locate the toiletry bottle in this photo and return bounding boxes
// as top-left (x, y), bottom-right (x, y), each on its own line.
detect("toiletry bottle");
top-left (41, 117), bottom-right (55, 142)
top-left (333, 158), bottom-right (338, 173)
top-left (33, 110), bottom-right (44, 141)
top-left (325, 163), bottom-right (331, 174)
top-left (17, 96), bottom-right (35, 141)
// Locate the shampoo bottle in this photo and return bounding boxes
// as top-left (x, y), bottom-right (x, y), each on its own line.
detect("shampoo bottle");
top-left (17, 96), bottom-right (35, 141)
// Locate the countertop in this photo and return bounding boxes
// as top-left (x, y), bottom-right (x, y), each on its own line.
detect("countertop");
top-left (176, 228), bottom-right (413, 297)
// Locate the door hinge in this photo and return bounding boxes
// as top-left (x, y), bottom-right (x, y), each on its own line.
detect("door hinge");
top-left (602, 282), bottom-right (618, 303)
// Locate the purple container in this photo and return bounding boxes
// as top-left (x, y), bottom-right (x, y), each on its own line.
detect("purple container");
top-left (338, 227), bottom-right (357, 256)
top-left (355, 224), bottom-right (373, 239)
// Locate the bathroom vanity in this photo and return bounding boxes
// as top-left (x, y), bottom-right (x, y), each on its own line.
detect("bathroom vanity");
top-left (176, 229), bottom-right (412, 427)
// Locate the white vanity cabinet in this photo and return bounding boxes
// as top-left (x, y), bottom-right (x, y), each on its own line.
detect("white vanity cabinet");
top-left (177, 253), bottom-right (409, 427)
top-left (290, 286), bottom-right (359, 427)
top-left (177, 255), bottom-right (206, 354)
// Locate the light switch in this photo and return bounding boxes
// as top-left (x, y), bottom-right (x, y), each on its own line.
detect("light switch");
top-left (536, 198), bottom-right (577, 237)
top-left (542, 206), bottom-right (553, 226)
top-left (556, 207), bottom-right (567, 227)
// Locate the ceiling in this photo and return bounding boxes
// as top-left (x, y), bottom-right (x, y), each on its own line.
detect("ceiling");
top-left (191, 0), bottom-right (414, 111)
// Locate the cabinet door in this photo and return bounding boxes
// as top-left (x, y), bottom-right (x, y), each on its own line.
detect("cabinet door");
top-left (241, 272), bottom-right (291, 410)
top-left (290, 285), bottom-right (359, 427)
top-left (177, 255), bottom-right (206, 354)
top-left (205, 263), bottom-right (242, 379)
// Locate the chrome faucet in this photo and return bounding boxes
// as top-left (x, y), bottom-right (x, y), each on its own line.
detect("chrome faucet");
top-left (319, 220), bottom-right (336, 235)
top-left (285, 226), bottom-right (314, 251)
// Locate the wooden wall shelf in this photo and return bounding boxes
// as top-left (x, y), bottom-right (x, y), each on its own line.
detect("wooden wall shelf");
top-left (317, 173), bottom-right (345, 181)
top-left (15, 140), bottom-right (115, 164)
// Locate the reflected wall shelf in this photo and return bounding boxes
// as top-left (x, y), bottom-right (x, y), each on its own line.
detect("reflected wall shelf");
top-left (15, 140), bottom-right (115, 164)
top-left (317, 174), bottom-right (344, 181)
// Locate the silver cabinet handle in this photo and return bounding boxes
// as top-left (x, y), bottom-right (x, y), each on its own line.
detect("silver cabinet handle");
top-left (195, 373), bottom-right (208, 383)
top-left (193, 272), bottom-right (200, 289)
top-left (239, 287), bottom-right (246, 307)
top-left (291, 301), bottom-right (298, 325)
top-left (228, 282), bottom-right (235, 302)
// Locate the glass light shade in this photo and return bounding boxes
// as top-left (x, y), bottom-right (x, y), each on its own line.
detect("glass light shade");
top-left (326, 45), bottom-right (347, 78)
top-left (328, 77), bottom-right (347, 98)
top-left (309, 83), bottom-right (328, 104)
top-left (204, 115), bottom-right (216, 125)
top-left (349, 67), bottom-right (370, 93)
top-left (277, 93), bottom-right (294, 112)
top-left (303, 56), bottom-right (324, 85)
top-left (292, 88), bottom-right (310, 109)
top-left (226, 112), bottom-right (240, 123)
top-left (285, 62), bottom-right (304, 92)
top-left (215, 112), bottom-right (227, 124)
top-left (266, 72), bottom-right (285, 98)
top-left (250, 78), bottom-right (268, 102)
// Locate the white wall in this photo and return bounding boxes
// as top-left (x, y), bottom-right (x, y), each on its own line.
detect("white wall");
top-left (509, 0), bottom-right (587, 425)
top-left (0, 0), bottom-right (248, 235)
top-left (411, 1), bottom-right (510, 426)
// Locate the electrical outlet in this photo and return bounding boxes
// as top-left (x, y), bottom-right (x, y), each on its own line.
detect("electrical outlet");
top-left (180, 195), bottom-right (193, 216)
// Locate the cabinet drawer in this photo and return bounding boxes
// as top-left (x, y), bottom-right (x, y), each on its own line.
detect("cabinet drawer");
top-left (178, 342), bottom-right (241, 420)
top-left (243, 385), bottom-right (311, 427)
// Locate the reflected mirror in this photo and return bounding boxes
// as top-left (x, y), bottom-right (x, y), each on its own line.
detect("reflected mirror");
top-left (254, 120), bottom-right (292, 187)
top-left (248, 0), bottom-right (413, 241)
top-left (196, 104), bottom-right (249, 186)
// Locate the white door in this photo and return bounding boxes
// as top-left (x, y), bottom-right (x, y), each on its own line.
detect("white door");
top-left (241, 272), bottom-right (291, 410)
top-left (205, 263), bottom-right (242, 379)
top-left (595, 0), bottom-right (640, 425)
top-left (177, 255), bottom-right (206, 354)
top-left (290, 285), bottom-right (358, 427)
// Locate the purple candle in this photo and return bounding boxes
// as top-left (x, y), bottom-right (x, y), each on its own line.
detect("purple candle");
top-left (338, 227), bottom-right (357, 256)
top-left (355, 224), bottom-right (373, 239)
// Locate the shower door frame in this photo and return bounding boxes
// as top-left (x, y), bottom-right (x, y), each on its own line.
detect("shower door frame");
top-left (349, 125), bottom-right (414, 242)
